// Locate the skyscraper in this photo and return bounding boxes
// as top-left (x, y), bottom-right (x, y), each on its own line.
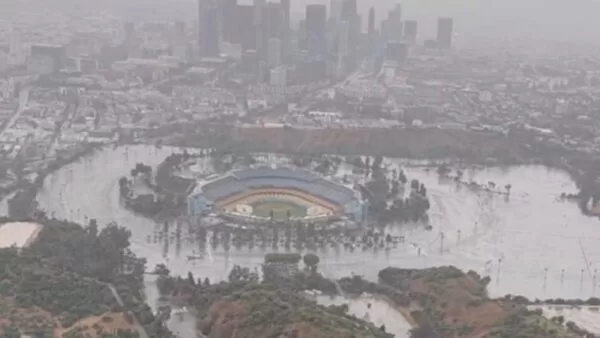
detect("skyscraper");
top-left (232, 5), bottom-right (256, 49)
top-left (306, 4), bottom-right (327, 60)
top-left (254, 0), bottom-right (266, 61)
top-left (404, 20), bottom-right (418, 44)
top-left (199, 0), bottom-right (220, 57)
top-left (220, 0), bottom-right (237, 42)
top-left (336, 20), bottom-right (350, 76)
top-left (280, 0), bottom-right (291, 61)
top-left (437, 17), bottom-right (453, 49)
top-left (368, 7), bottom-right (375, 36)
top-left (386, 4), bottom-right (403, 41)
top-left (173, 21), bottom-right (187, 60)
top-left (330, 0), bottom-right (343, 22)
top-left (267, 38), bottom-right (282, 67)
top-left (340, 0), bottom-right (359, 71)
top-left (257, 2), bottom-right (284, 60)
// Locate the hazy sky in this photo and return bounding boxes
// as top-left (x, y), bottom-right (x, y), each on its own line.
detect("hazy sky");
top-left (36, 0), bottom-right (600, 45)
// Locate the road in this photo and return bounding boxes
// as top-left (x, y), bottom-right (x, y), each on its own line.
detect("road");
top-left (0, 86), bottom-right (29, 138)
top-left (104, 281), bottom-right (150, 338)
top-left (82, 276), bottom-right (150, 338)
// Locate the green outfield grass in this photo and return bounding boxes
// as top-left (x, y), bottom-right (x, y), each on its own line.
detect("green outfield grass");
top-left (250, 200), bottom-right (308, 220)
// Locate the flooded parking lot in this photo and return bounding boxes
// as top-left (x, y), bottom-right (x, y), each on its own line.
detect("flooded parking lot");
top-left (32, 145), bottom-right (600, 334)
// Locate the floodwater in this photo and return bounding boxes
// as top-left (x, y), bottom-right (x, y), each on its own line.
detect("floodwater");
top-left (144, 276), bottom-right (198, 338)
top-left (528, 305), bottom-right (600, 334)
top-left (33, 145), bottom-right (600, 334)
top-left (316, 294), bottom-right (411, 338)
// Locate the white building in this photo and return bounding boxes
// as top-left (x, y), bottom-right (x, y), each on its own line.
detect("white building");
top-left (270, 66), bottom-right (287, 87)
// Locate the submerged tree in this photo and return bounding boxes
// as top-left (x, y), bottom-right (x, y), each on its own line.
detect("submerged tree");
top-left (303, 253), bottom-right (320, 273)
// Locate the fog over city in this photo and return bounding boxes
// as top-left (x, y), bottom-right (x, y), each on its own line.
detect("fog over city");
top-left (1, 0), bottom-right (600, 337)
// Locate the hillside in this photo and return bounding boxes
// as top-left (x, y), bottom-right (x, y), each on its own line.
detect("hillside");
top-left (0, 216), bottom-right (168, 338)
top-left (378, 266), bottom-right (575, 338)
top-left (196, 282), bottom-right (392, 338)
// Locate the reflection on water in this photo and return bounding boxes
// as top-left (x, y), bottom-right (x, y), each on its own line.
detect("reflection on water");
top-left (34, 146), bottom-right (600, 306)
top-left (316, 294), bottom-right (411, 338)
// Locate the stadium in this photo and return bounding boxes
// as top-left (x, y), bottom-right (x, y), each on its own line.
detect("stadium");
top-left (187, 167), bottom-right (366, 223)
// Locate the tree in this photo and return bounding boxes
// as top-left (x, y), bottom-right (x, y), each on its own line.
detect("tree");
top-left (154, 264), bottom-right (170, 276)
top-left (228, 265), bottom-right (259, 284)
top-left (303, 253), bottom-right (320, 273)
top-left (187, 272), bottom-right (195, 286)
top-left (410, 179), bottom-right (420, 191)
top-left (87, 219), bottom-right (99, 238)
top-left (553, 315), bottom-right (565, 326)
top-left (410, 321), bottom-right (439, 338)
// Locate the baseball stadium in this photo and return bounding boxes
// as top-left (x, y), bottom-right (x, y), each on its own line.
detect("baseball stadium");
top-left (187, 167), bottom-right (366, 223)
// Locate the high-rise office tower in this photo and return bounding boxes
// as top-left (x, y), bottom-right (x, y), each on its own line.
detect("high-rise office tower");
top-left (306, 4), bottom-right (327, 60)
top-left (336, 20), bottom-right (350, 76)
top-left (437, 17), bottom-right (453, 48)
top-left (198, 0), bottom-right (205, 49)
top-left (173, 21), bottom-right (187, 60)
top-left (341, 0), bottom-right (357, 22)
top-left (220, 0), bottom-right (237, 42)
top-left (366, 7), bottom-right (377, 56)
top-left (330, 0), bottom-right (343, 22)
top-left (257, 2), bottom-right (284, 61)
top-left (267, 38), bottom-right (282, 67)
top-left (404, 20), bottom-right (418, 44)
top-left (254, 0), bottom-right (267, 59)
top-left (199, 0), bottom-right (220, 57)
top-left (368, 7), bottom-right (375, 36)
top-left (340, 0), bottom-right (359, 71)
top-left (232, 5), bottom-right (256, 49)
top-left (280, 0), bottom-right (290, 61)
top-left (254, 0), bottom-right (266, 25)
top-left (386, 4), bottom-right (403, 41)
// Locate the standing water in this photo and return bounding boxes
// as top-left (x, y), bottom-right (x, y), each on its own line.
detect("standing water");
top-left (34, 146), bottom-right (600, 305)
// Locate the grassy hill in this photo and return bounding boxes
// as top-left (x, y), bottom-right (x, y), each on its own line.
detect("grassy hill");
top-left (196, 282), bottom-right (392, 338)
top-left (378, 266), bottom-right (576, 338)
